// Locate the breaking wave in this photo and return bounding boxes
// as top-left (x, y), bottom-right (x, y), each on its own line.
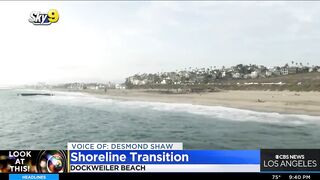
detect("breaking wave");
top-left (29, 90), bottom-right (320, 125)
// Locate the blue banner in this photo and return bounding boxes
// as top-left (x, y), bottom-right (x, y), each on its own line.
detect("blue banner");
top-left (69, 150), bottom-right (260, 164)
top-left (9, 174), bottom-right (59, 180)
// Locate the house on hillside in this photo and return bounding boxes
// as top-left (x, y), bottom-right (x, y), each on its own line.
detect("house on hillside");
top-left (265, 70), bottom-right (273, 77)
top-left (250, 71), bottom-right (258, 78)
top-left (280, 67), bottom-right (288, 75)
top-left (232, 72), bottom-right (241, 79)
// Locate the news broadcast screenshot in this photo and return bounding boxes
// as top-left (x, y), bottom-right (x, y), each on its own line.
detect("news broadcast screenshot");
top-left (1, 1), bottom-right (320, 179)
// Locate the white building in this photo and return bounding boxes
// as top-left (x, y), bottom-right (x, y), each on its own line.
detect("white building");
top-left (280, 67), bottom-right (288, 75)
top-left (232, 72), bottom-right (241, 79)
top-left (265, 71), bottom-right (272, 77)
top-left (115, 84), bottom-right (126, 89)
top-left (250, 71), bottom-right (258, 78)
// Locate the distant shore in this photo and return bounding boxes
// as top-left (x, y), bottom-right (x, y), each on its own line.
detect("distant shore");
top-left (67, 89), bottom-right (320, 116)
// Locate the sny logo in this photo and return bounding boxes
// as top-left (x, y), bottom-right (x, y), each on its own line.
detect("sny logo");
top-left (29, 9), bottom-right (59, 25)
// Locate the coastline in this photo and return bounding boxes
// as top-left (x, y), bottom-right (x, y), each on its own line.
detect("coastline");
top-left (74, 89), bottom-right (320, 116)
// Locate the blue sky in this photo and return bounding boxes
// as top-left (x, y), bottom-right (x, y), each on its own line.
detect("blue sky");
top-left (0, 1), bottom-right (320, 85)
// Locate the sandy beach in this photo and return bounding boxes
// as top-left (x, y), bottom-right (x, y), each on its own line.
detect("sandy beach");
top-left (77, 89), bottom-right (320, 116)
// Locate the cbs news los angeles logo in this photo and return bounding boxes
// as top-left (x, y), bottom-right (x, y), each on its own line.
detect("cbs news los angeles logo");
top-left (29, 9), bottom-right (59, 25)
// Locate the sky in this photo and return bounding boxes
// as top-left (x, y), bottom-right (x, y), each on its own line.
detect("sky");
top-left (0, 1), bottom-right (320, 86)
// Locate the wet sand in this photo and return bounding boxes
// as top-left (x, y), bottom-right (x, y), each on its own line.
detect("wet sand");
top-left (82, 89), bottom-right (320, 116)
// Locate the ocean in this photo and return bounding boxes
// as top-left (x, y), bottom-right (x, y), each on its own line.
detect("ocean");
top-left (0, 89), bottom-right (319, 149)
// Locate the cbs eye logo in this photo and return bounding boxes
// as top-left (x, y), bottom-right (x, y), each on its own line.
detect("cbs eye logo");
top-left (29, 9), bottom-right (59, 25)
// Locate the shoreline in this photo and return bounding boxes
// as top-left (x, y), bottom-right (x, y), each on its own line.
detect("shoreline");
top-left (13, 88), bottom-right (320, 116)
top-left (75, 89), bottom-right (320, 116)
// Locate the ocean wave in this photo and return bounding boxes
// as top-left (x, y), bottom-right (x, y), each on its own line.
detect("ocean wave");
top-left (37, 91), bottom-right (114, 107)
top-left (116, 101), bottom-right (320, 125)
top-left (30, 91), bottom-right (320, 125)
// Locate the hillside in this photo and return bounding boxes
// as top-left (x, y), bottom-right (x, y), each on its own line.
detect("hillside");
top-left (129, 72), bottom-right (320, 92)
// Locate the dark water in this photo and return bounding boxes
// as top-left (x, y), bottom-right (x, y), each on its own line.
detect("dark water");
top-left (0, 89), bottom-right (319, 149)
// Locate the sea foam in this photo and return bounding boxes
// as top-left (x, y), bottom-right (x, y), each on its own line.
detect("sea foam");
top-left (32, 90), bottom-right (320, 125)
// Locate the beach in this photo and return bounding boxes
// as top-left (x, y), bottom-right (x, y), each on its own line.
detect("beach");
top-left (2, 88), bottom-right (320, 149)
top-left (80, 89), bottom-right (320, 116)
